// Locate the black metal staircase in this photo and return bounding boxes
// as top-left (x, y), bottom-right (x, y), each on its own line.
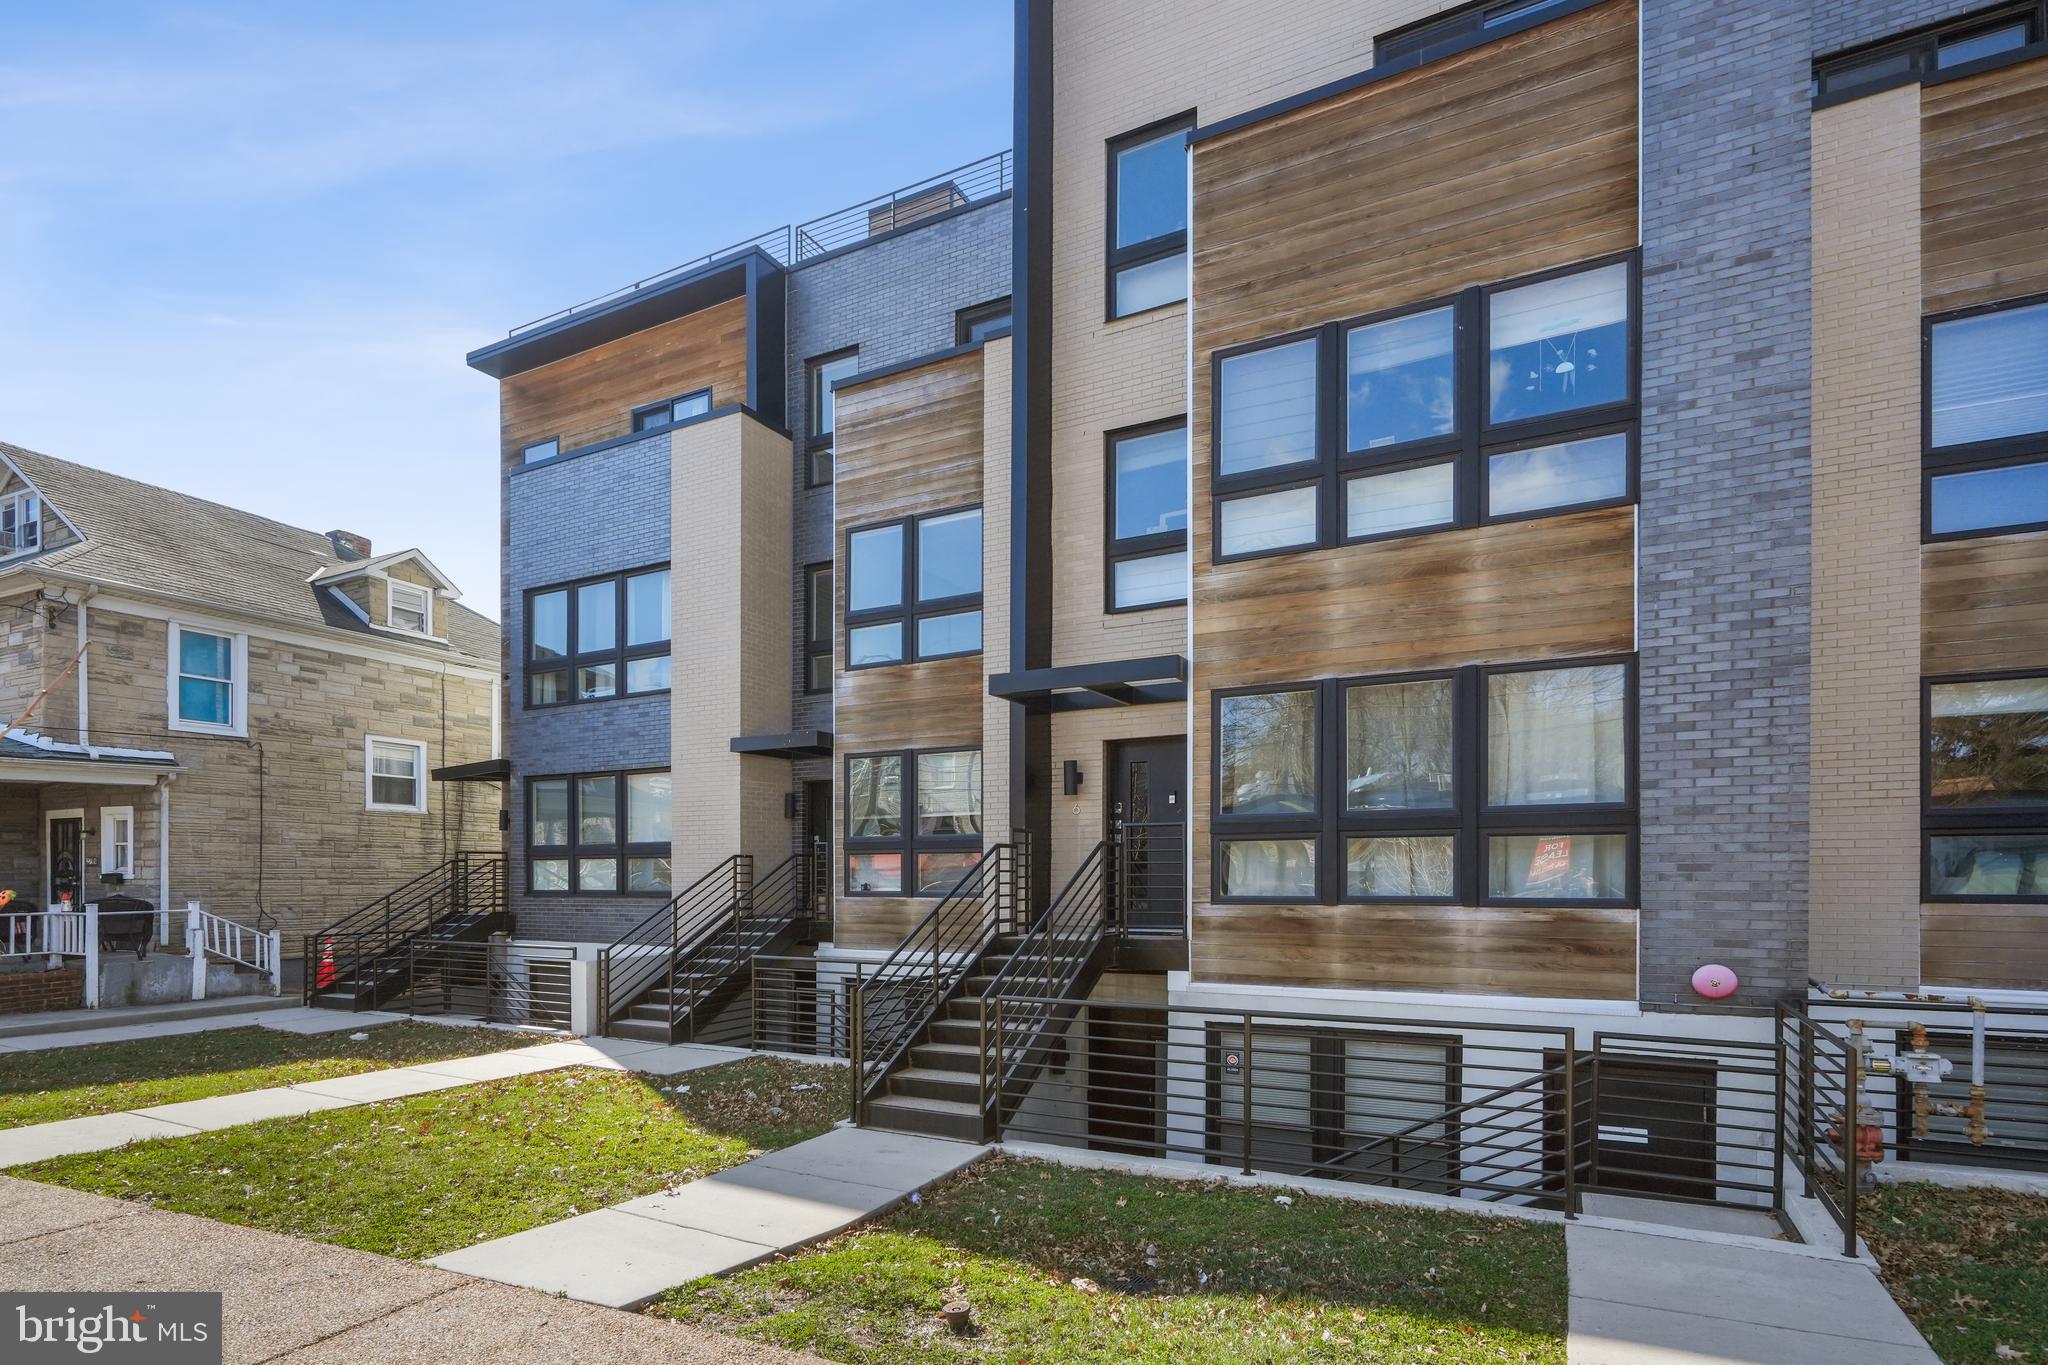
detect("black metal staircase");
top-left (598, 852), bottom-right (812, 1044)
top-left (303, 853), bottom-right (507, 1011)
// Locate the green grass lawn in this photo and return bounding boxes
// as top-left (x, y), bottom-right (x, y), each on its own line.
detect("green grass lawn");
top-left (19, 1057), bottom-right (847, 1259)
top-left (0, 1021), bottom-right (539, 1129)
top-left (653, 1156), bottom-right (1568, 1364)
top-left (1861, 1181), bottom-right (2048, 1365)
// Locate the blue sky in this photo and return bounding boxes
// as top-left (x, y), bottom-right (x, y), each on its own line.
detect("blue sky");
top-left (0, 1), bottom-right (1012, 618)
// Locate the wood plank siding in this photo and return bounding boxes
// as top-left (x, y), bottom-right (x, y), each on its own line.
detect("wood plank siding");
top-left (498, 295), bottom-right (750, 465)
top-left (831, 351), bottom-right (988, 948)
top-left (1921, 52), bottom-right (2048, 314)
top-left (1184, 0), bottom-right (1640, 997)
top-left (1922, 905), bottom-right (2048, 991)
top-left (1923, 529), bottom-right (2048, 674)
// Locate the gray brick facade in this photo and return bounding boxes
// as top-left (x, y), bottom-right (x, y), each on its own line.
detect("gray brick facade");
top-left (1636, 0), bottom-right (1819, 1011)
top-left (503, 432), bottom-right (674, 942)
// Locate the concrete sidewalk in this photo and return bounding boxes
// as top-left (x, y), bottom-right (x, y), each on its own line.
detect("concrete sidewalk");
top-left (0, 1034), bottom-right (759, 1167)
top-left (0, 1176), bottom-right (801, 1364)
top-left (430, 1124), bottom-right (988, 1308)
top-left (1567, 1221), bottom-right (1938, 1364)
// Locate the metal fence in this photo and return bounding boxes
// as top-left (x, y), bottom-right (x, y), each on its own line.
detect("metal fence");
top-left (507, 150), bottom-right (1012, 337)
top-left (1112, 820), bottom-right (1184, 937)
top-left (389, 939), bottom-right (575, 1030)
top-left (750, 955), bottom-right (853, 1059)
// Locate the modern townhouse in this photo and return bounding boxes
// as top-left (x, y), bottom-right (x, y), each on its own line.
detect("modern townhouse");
top-left (446, 0), bottom-right (2048, 1222)
top-left (0, 443), bottom-right (499, 1004)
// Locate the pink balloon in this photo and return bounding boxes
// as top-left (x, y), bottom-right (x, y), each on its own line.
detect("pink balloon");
top-left (1691, 964), bottom-right (1738, 1000)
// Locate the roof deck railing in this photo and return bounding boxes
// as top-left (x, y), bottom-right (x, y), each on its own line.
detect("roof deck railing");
top-left (507, 150), bottom-right (1013, 339)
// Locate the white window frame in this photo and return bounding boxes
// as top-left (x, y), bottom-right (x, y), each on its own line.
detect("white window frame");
top-left (167, 621), bottom-right (249, 738)
top-left (386, 579), bottom-right (433, 637)
top-left (365, 735), bottom-right (428, 813)
top-left (0, 490), bottom-right (41, 557)
top-left (99, 805), bottom-right (135, 878)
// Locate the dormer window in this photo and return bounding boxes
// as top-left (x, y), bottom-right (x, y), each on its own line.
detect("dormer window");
top-left (388, 580), bottom-right (432, 636)
top-left (0, 491), bottom-right (41, 556)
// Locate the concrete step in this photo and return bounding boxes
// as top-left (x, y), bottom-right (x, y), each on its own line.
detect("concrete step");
top-left (608, 1018), bottom-right (671, 1043)
top-left (863, 1093), bottom-right (984, 1142)
top-left (886, 1066), bottom-right (980, 1104)
top-left (925, 1017), bottom-right (981, 1047)
top-left (909, 1041), bottom-right (981, 1074)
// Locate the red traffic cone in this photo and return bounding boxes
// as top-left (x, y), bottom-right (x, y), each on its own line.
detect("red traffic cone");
top-left (315, 938), bottom-right (337, 989)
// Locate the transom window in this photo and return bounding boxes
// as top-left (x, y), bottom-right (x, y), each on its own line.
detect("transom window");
top-left (0, 490), bottom-right (40, 556)
top-left (1212, 255), bottom-right (1637, 563)
top-left (844, 748), bottom-right (983, 896)
top-left (521, 438), bottom-right (560, 465)
top-left (845, 507), bottom-right (982, 668)
top-left (631, 388), bottom-right (712, 432)
top-left (1926, 293), bottom-right (2048, 540)
top-left (1107, 114), bottom-right (1193, 320)
top-left (169, 623), bottom-right (244, 736)
top-left (526, 566), bottom-right (671, 707)
top-left (527, 770), bottom-right (672, 895)
top-left (365, 736), bottom-right (427, 813)
top-left (1213, 658), bottom-right (1635, 906)
top-left (806, 350), bottom-right (860, 487)
top-left (956, 297), bottom-right (1013, 345)
top-left (1925, 673), bottom-right (2048, 900)
top-left (1814, 4), bottom-right (2046, 106)
top-left (805, 562), bottom-right (833, 694)
top-left (386, 580), bottom-right (432, 635)
top-left (1106, 419), bottom-right (1189, 611)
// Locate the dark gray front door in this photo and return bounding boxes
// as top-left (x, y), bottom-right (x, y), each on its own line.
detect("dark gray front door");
top-left (48, 817), bottom-right (81, 908)
top-left (1111, 739), bottom-right (1185, 935)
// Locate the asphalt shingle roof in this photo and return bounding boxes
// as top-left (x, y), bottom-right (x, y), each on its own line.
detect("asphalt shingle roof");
top-left (0, 442), bottom-right (496, 664)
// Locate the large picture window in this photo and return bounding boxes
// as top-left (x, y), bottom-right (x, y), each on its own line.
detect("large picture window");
top-left (1213, 658), bottom-right (1635, 906)
top-left (526, 770), bottom-right (672, 896)
top-left (1211, 254), bottom-right (1638, 563)
top-left (1106, 114), bottom-right (1193, 319)
top-left (525, 566), bottom-right (671, 707)
top-left (844, 748), bottom-right (983, 896)
top-left (1925, 673), bottom-right (2048, 900)
top-left (1106, 419), bottom-right (1189, 611)
top-left (1925, 293), bottom-right (2048, 540)
top-left (844, 507), bottom-right (982, 668)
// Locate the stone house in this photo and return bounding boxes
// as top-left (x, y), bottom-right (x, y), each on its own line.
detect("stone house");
top-left (0, 442), bottom-right (500, 972)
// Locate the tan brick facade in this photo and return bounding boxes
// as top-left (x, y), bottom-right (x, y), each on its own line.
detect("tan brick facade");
top-left (1809, 88), bottom-right (1926, 989)
top-left (0, 592), bottom-right (496, 955)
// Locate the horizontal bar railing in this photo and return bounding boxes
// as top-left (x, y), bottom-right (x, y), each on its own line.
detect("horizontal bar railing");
top-left (849, 843), bottom-right (1013, 1120)
top-left (395, 939), bottom-right (575, 1029)
top-left (977, 843), bottom-right (1111, 1127)
top-left (751, 955), bottom-right (856, 1060)
top-left (981, 994), bottom-right (1578, 1211)
top-left (1785, 992), bottom-right (2048, 1257)
top-left (302, 853), bottom-right (505, 1006)
top-left (504, 151), bottom-right (1012, 336)
top-left (595, 855), bottom-right (746, 1027)
top-left (655, 853), bottom-right (808, 1044)
top-left (1580, 1031), bottom-right (1784, 1220)
top-left (1113, 819), bottom-right (1185, 937)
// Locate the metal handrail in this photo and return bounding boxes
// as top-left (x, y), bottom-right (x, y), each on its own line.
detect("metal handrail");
top-left (595, 855), bottom-right (746, 1022)
top-left (850, 843), bottom-right (1013, 1118)
top-left (977, 843), bottom-right (1111, 1119)
top-left (302, 853), bottom-right (505, 1006)
top-left (653, 853), bottom-right (807, 1041)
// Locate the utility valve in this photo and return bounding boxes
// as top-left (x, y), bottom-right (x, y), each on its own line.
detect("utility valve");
top-left (1869, 1048), bottom-right (1954, 1086)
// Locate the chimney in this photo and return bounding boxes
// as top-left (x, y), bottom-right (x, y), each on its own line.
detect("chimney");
top-left (326, 529), bottom-right (372, 561)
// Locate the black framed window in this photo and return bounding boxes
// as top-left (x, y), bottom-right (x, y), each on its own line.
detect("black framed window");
top-left (806, 349), bottom-right (860, 487)
top-left (631, 388), bottom-right (712, 433)
top-left (1925, 292), bottom-right (2048, 540)
top-left (955, 297), bottom-right (1013, 345)
top-left (1106, 419), bottom-right (1189, 611)
top-left (844, 506), bottom-right (982, 668)
top-left (1814, 4), bottom-right (2045, 107)
top-left (1212, 657), bottom-right (1635, 907)
top-left (520, 438), bottom-right (560, 465)
top-left (1211, 253), bottom-right (1638, 564)
top-left (527, 770), bottom-right (672, 896)
top-left (1925, 672), bottom-right (2048, 901)
top-left (843, 748), bottom-right (983, 896)
top-left (1376, 0), bottom-right (1591, 68)
top-left (525, 566), bottom-right (670, 707)
top-left (1106, 113), bottom-right (1193, 320)
top-left (804, 562), bottom-right (832, 694)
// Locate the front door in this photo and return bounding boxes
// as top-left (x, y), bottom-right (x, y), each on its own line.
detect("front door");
top-left (48, 817), bottom-right (81, 909)
top-left (1110, 739), bottom-right (1186, 935)
top-left (803, 780), bottom-right (832, 923)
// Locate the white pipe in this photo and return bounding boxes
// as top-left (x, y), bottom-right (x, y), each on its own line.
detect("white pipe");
top-left (75, 589), bottom-right (89, 747)
top-left (157, 776), bottom-right (170, 934)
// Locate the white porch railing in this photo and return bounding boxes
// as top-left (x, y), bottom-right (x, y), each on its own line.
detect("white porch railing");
top-left (185, 903), bottom-right (283, 999)
top-left (0, 903), bottom-right (282, 1007)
